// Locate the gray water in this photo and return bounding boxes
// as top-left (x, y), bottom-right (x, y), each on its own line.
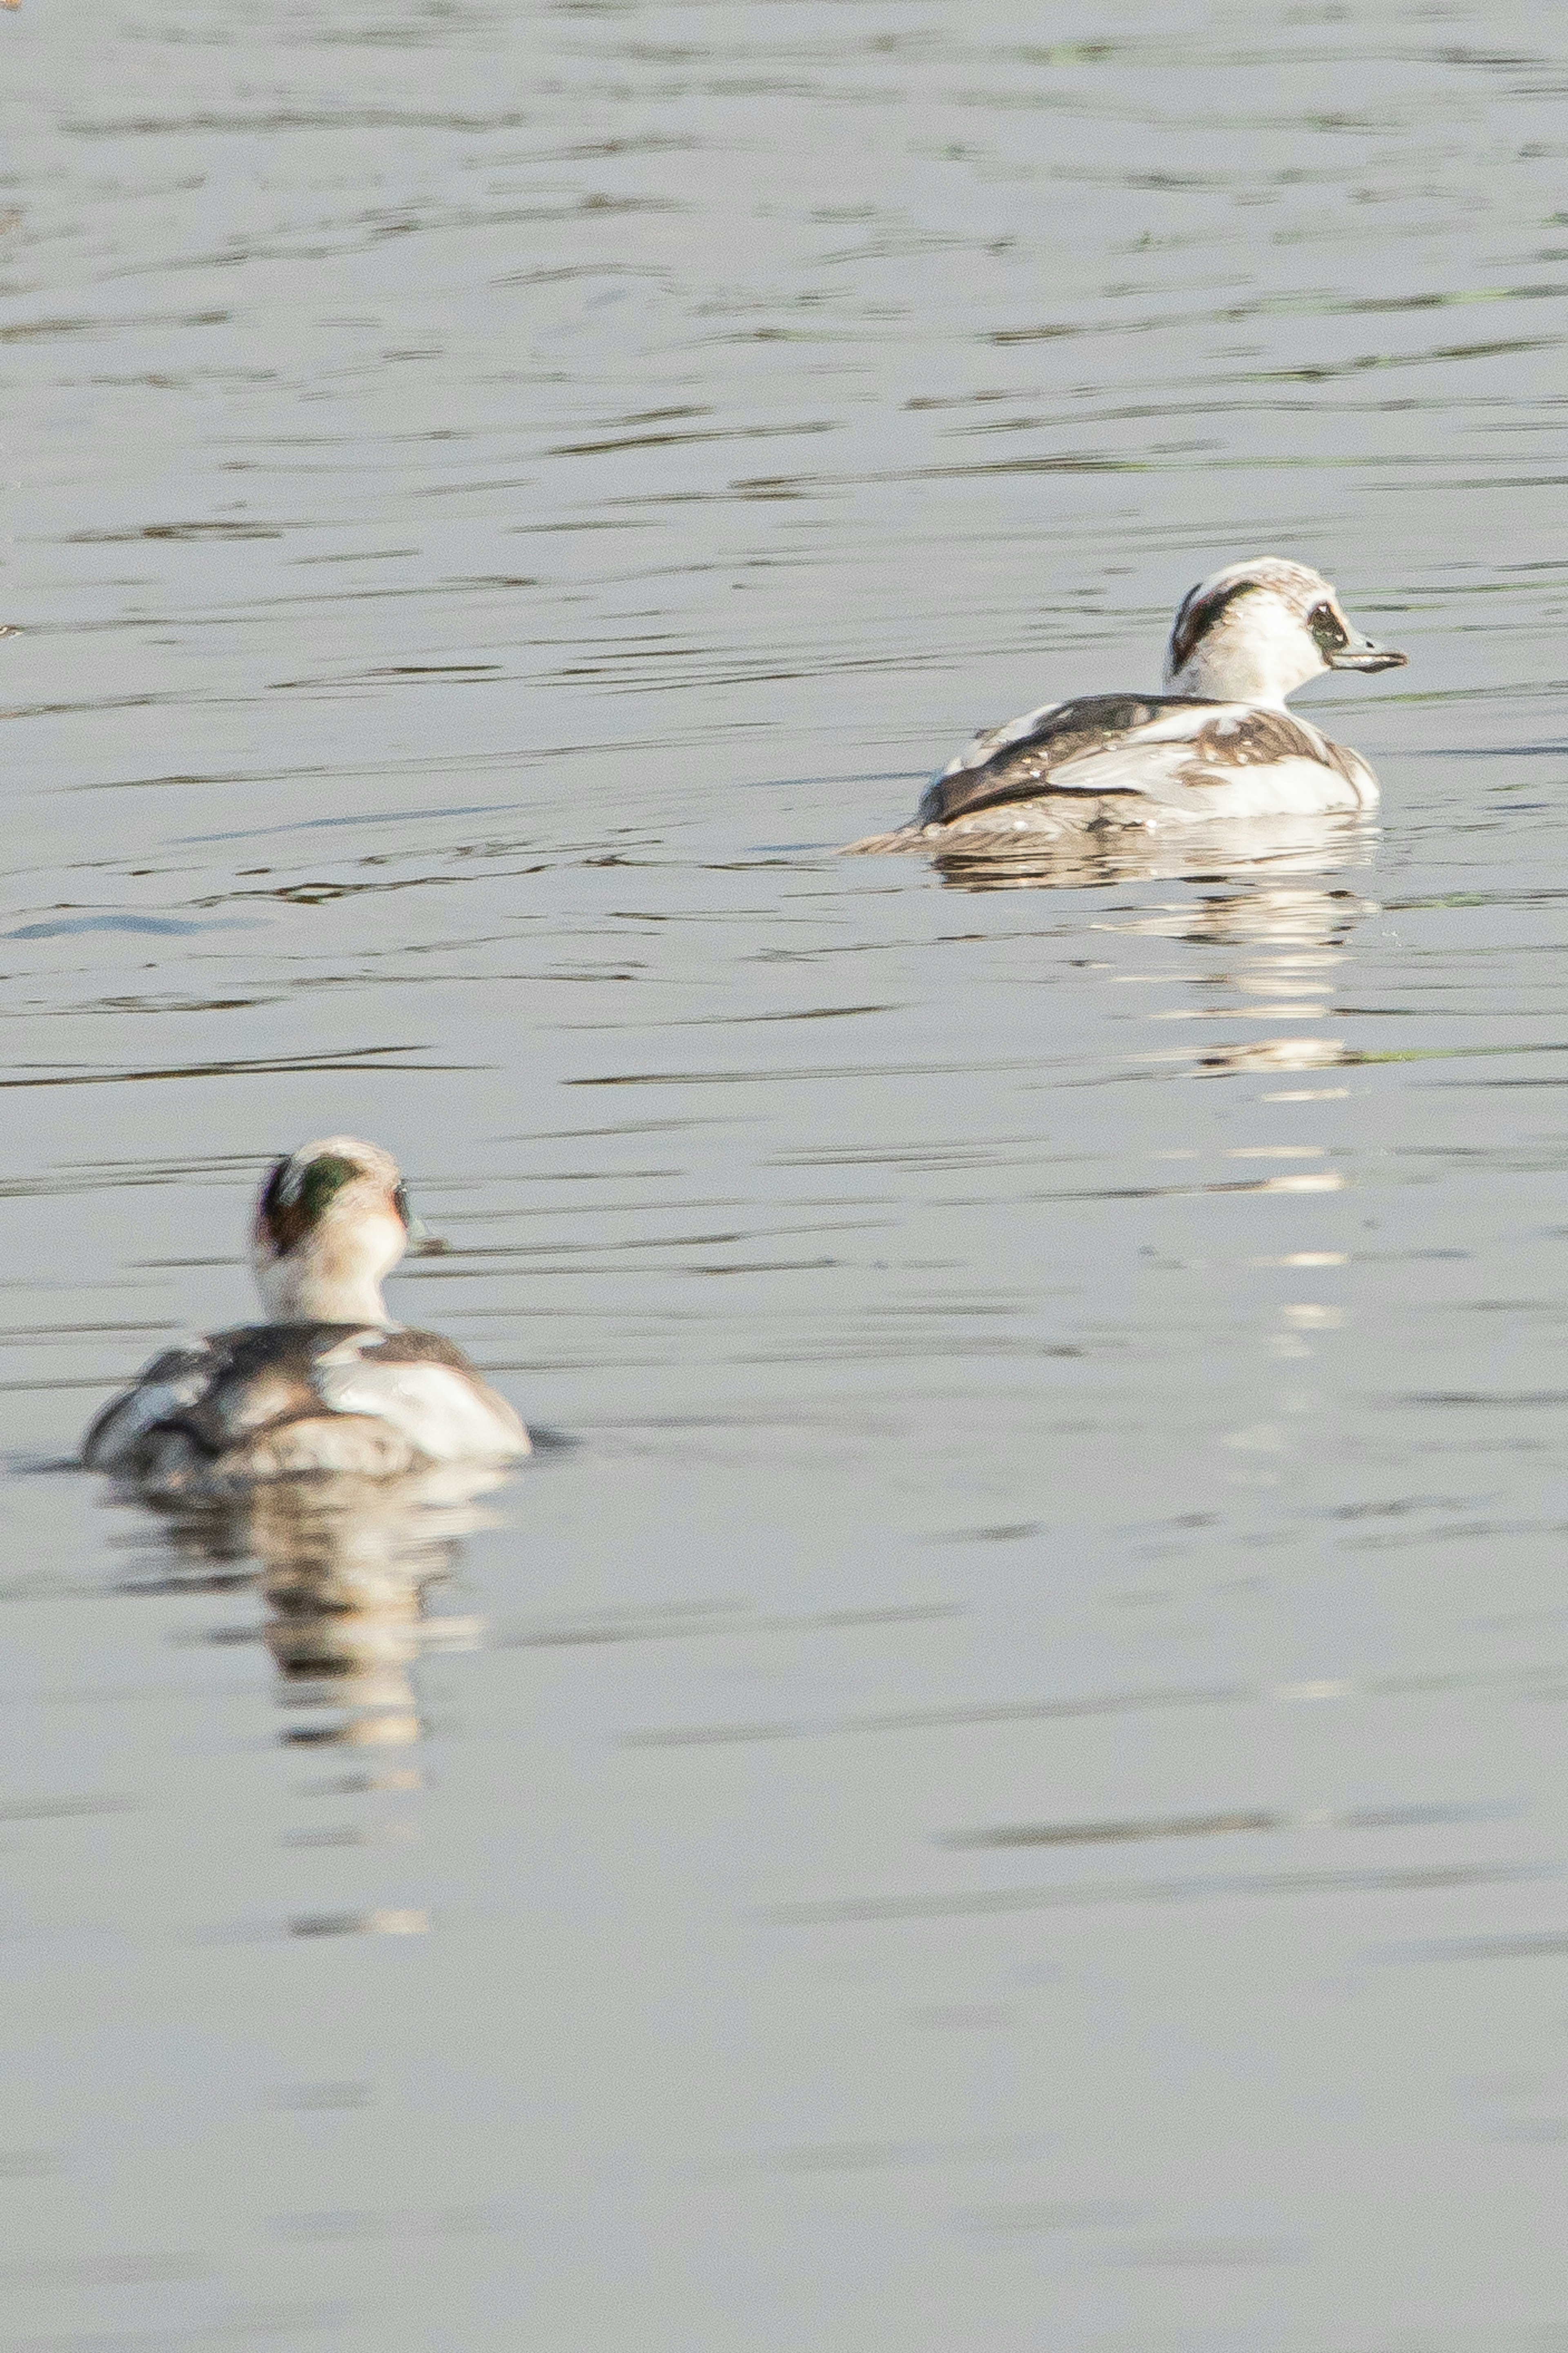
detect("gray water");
top-left (2, 0), bottom-right (1568, 2344)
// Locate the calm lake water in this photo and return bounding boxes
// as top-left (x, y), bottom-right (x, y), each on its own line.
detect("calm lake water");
top-left (4, 1), bottom-right (1568, 2344)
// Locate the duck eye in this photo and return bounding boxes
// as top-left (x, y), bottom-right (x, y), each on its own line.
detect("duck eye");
top-left (392, 1183), bottom-right (411, 1229)
top-left (1308, 602), bottom-right (1349, 655)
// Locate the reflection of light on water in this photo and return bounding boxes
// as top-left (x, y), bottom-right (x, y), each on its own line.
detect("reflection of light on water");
top-left (1253, 1171), bottom-right (1345, 1192)
top-left (1094, 877), bottom-right (1381, 1076)
top-left (130, 1467), bottom-right (511, 1751)
top-left (100, 1468), bottom-right (523, 1944)
top-left (291, 1906), bottom-right (431, 1938)
top-left (257, 1470), bottom-right (506, 1749)
top-left (1192, 1037), bottom-right (1351, 1073)
top-left (930, 815), bottom-right (1379, 894)
top-left (1100, 885), bottom-right (1377, 949)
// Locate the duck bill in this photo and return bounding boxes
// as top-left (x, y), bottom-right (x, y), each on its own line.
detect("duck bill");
top-left (1329, 637), bottom-right (1406, 674)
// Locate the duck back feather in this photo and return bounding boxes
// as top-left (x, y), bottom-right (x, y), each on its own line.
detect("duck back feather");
top-left (84, 1322), bottom-right (528, 1495)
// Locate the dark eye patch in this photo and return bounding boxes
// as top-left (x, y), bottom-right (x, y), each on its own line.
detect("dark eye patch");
top-left (1308, 602), bottom-right (1349, 656)
top-left (392, 1182), bottom-right (411, 1230)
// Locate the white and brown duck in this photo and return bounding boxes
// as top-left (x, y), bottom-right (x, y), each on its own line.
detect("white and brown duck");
top-left (83, 1137), bottom-right (528, 1494)
top-left (846, 559), bottom-right (1406, 850)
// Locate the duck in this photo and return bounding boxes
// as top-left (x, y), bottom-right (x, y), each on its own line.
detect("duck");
top-left (82, 1137), bottom-right (529, 1494)
top-left (844, 559), bottom-right (1406, 852)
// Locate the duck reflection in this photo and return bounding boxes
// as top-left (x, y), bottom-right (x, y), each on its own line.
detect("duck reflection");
top-left (1114, 881), bottom-right (1373, 952)
top-left (1003, 823), bottom-right (1385, 1080)
top-left (127, 1466), bottom-right (511, 1747)
top-left (927, 811), bottom-right (1376, 893)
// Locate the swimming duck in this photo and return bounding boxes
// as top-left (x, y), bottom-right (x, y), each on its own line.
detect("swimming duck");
top-left (82, 1137), bottom-right (529, 1494)
top-left (844, 559), bottom-right (1406, 851)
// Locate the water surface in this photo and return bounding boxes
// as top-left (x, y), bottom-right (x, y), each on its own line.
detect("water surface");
top-left (3, 2), bottom-right (1568, 2345)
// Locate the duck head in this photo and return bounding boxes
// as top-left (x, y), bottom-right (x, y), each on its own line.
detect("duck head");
top-left (252, 1137), bottom-right (412, 1326)
top-left (1162, 558), bottom-right (1406, 706)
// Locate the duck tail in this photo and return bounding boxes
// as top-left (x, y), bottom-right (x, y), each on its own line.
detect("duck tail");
top-left (839, 826), bottom-right (930, 855)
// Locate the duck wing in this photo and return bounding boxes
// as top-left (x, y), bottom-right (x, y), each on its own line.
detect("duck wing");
top-left (82, 1338), bottom-right (224, 1468)
top-left (921, 695), bottom-right (1214, 823)
top-left (925, 698), bottom-right (1368, 825)
top-left (84, 1323), bottom-right (529, 1472)
top-left (82, 1324), bottom-right (372, 1468)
